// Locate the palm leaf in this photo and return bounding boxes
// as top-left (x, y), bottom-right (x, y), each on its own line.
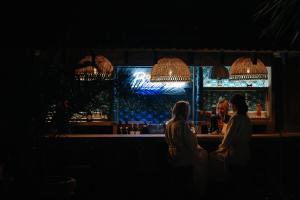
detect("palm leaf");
top-left (254, 0), bottom-right (300, 45)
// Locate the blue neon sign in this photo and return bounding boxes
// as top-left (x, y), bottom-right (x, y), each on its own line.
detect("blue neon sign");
top-left (125, 67), bottom-right (189, 95)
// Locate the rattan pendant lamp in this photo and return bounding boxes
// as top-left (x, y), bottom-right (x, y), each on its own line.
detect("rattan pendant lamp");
top-left (75, 54), bottom-right (113, 81)
top-left (209, 52), bottom-right (229, 80)
top-left (150, 57), bottom-right (191, 82)
top-left (229, 55), bottom-right (268, 80)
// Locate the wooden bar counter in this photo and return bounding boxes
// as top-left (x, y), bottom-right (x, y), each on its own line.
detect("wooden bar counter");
top-left (44, 132), bottom-right (300, 140)
top-left (39, 131), bottom-right (300, 199)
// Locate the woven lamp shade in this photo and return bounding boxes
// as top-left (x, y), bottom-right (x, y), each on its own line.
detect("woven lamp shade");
top-left (95, 55), bottom-right (113, 75)
top-left (229, 57), bottom-right (268, 80)
top-left (209, 64), bottom-right (229, 79)
top-left (150, 57), bottom-right (191, 82)
top-left (75, 55), bottom-right (113, 81)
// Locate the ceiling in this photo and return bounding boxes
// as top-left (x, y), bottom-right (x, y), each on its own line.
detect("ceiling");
top-left (5, 1), bottom-right (300, 50)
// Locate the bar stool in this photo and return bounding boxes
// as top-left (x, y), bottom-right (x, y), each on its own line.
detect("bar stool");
top-left (167, 164), bottom-right (194, 197)
top-left (209, 151), bottom-right (229, 183)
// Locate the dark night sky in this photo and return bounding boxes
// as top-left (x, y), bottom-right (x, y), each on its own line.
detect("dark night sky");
top-left (2, 1), bottom-right (299, 49)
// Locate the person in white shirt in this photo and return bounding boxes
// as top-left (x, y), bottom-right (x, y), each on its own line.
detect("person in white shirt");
top-left (217, 94), bottom-right (252, 166)
top-left (214, 94), bottom-right (252, 199)
top-left (165, 101), bottom-right (208, 197)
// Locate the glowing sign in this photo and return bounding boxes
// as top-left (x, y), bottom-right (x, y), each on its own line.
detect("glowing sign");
top-left (130, 71), bottom-right (188, 95)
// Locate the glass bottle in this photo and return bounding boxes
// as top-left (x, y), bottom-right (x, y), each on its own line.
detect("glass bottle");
top-left (141, 122), bottom-right (149, 134)
top-left (256, 100), bottom-right (262, 117)
top-left (135, 123), bottom-right (141, 135)
top-left (125, 121), bottom-right (129, 134)
top-left (118, 120), bottom-right (123, 134)
top-left (129, 122), bottom-right (135, 135)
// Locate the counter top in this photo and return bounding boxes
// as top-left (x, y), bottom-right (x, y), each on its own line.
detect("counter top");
top-left (44, 132), bottom-right (300, 139)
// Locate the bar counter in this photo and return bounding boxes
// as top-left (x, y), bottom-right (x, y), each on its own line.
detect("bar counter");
top-left (39, 131), bottom-right (300, 199)
top-left (44, 132), bottom-right (300, 139)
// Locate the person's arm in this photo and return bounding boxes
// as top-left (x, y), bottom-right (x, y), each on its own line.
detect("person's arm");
top-left (217, 116), bottom-right (240, 152)
top-left (182, 122), bottom-right (202, 152)
top-left (164, 122), bottom-right (177, 158)
top-left (224, 114), bottom-right (231, 123)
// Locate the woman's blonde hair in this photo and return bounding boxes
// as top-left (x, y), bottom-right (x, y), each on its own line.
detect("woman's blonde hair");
top-left (216, 98), bottom-right (229, 115)
top-left (172, 101), bottom-right (190, 121)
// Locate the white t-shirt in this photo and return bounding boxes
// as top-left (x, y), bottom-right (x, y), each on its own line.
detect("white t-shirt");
top-left (218, 113), bottom-right (252, 165)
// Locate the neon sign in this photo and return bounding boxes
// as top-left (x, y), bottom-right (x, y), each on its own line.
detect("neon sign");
top-left (130, 71), bottom-right (188, 95)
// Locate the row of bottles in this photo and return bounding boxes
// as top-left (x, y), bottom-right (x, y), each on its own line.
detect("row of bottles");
top-left (117, 121), bottom-right (149, 135)
top-left (118, 121), bottom-right (209, 135)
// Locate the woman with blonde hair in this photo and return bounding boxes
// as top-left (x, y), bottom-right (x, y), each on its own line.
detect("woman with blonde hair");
top-left (210, 97), bottom-right (231, 134)
top-left (165, 101), bottom-right (208, 196)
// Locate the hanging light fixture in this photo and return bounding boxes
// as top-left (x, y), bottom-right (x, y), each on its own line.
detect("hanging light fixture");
top-left (209, 64), bottom-right (229, 86)
top-left (75, 55), bottom-right (113, 81)
top-left (209, 64), bottom-right (229, 79)
top-left (229, 56), bottom-right (268, 80)
top-left (209, 52), bottom-right (229, 80)
top-left (150, 57), bottom-right (191, 82)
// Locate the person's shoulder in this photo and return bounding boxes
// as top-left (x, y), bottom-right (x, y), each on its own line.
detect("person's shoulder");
top-left (165, 119), bottom-right (174, 128)
top-left (174, 120), bottom-right (188, 129)
top-left (166, 119), bottom-right (172, 125)
top-left (230, 114), bottom-right (242, 123)
top-left (232, 114), bottom-right (251, 122)
top-left (166, 119), bottom-right (185, 126)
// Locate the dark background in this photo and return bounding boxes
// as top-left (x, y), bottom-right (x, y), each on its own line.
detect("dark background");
top-left (1, 1), bottom-right (300, 199)
top-left (2, 0), bottom-right (299, 49)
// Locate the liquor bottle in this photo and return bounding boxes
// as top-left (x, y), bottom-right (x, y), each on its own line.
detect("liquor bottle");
top-left (135, 123), bottom-right (141, 135)
top-left (125, 121), bottom-right (129, 134)
top-left (256, 100), bottom-right (262, 117)
top-left (118, 121), bottom-right (123, 134)
top-left (129, 123), bottom-right (135, 135)
top-left (141, 122), bottom-right (149, 134)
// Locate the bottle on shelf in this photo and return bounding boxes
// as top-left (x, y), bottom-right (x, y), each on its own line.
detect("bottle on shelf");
top-left (118, 121), bottom-right (123, 134)
top-left (125, 121), bottom-right (129, 134)
top-left (129, 122), bottom-right (135, 135)
top-left (256, 100), bottom-right (262, 117)
top-left (141, 122), bottom-right (149, 134)
top-left (135, 123), bottom-right (141, 135)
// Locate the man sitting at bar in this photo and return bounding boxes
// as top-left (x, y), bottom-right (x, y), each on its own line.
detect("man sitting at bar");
top-left (210, 98), bottom-right (231, 134)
